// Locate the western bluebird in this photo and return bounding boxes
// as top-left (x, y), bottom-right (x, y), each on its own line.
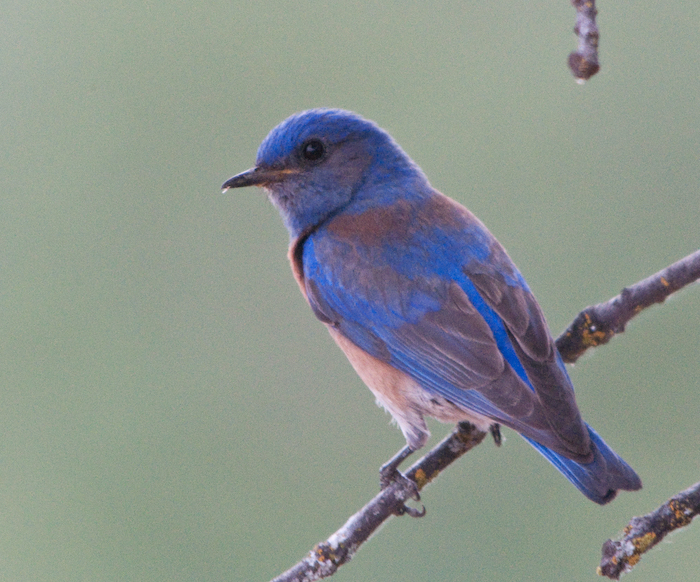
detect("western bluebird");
top-left (222, 109), bottom-right (641, 504)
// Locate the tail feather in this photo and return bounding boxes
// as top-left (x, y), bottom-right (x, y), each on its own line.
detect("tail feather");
top-left (524, 424), bottom-right (642, 504)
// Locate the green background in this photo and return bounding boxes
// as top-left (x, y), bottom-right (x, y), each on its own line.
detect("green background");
top-left (2, 1), bottom-right (699, 580)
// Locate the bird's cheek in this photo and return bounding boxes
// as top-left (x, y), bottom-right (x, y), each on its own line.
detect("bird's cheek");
top-left (265, 182), bottom-right (295, 204)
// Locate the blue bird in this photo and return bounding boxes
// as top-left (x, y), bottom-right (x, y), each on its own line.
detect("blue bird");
top-left (222, 109), bottom-right (641, 504)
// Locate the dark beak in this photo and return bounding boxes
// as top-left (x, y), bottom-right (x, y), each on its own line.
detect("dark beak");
top-left (221, 166), bottom-right (298, 192)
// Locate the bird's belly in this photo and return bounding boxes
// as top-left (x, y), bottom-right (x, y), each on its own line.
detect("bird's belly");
top-left (327, 327), bottom-right (492, 450)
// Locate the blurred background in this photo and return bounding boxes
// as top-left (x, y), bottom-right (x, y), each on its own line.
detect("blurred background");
top-left (2, 1), bottom-right (699, 580)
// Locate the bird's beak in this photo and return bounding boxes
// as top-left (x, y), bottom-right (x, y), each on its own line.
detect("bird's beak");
top-left (221, 166), bottom-right (298, 192)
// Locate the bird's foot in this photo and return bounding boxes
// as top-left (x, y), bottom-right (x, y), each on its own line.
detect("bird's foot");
top-left (458, 421), bottom-right (501, 447)
top-left (379, 445), bottom-right (425, 518)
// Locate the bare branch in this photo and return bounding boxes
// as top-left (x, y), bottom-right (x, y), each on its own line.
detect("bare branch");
top-left (268, 251), bottom-right (699, 581)
top-left (598, 481), bottom-right (700, 579)
top-left (568, 0), bottom-right (601, 82)
top-left (270, 424), bottom-right (487, 582)
top-left (556, 250), bottom-right (700, 363)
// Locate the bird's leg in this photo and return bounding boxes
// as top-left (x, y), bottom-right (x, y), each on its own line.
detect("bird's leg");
top-left (379, 444), bottom-right (413, 488)
top-left (490, 423), bottom-right (502, 447)
top-left (379, 445), bottom-right (425, 518)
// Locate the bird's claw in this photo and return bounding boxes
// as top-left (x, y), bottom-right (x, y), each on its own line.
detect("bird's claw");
top-left (380, 466), bottom-right (425, 518)
top-left (395, 501), bottom-right (426, 518)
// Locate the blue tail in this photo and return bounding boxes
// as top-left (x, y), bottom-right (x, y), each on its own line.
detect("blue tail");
top-left (524, 424), bottom-right (642, 504)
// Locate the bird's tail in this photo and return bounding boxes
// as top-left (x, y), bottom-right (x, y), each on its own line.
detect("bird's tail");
top-left (524, 424), bottom-right (642, 504)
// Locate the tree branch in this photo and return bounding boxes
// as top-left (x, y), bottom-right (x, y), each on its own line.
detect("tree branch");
top-left (568, 0), bottom-right (601, 82)
top-left (598, 481), bottom-right (700, 579)
top-left (270, 424), bottom-right (487, 582)
top-left (556, 249), bottom-right (700, 363)
top-left (269, 250), bottom-right (699, 581)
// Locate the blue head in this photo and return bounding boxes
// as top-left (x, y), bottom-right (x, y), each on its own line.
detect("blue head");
top-left (222, 109), bottom-right (430, 238)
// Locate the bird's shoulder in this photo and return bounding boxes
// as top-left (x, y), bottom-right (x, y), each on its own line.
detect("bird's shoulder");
top-left (311, 192), bottom-right (494, 276)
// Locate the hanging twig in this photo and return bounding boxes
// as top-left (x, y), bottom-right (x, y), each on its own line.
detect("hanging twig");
top-left (568, 0), bottom-right (601, 81)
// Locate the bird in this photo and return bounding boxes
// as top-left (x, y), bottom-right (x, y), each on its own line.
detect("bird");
top-left (222, 108), bottom-right (641, 505)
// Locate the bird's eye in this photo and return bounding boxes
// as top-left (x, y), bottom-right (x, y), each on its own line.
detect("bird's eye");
top-left (301, 139), bottom-right (325, 161)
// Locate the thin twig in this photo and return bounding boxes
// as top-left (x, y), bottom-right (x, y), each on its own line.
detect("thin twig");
top-left (270, 424), bottom-right (487, 582)
top-left (556, 249), bottom-right (700, 363)
top-left (598, 481), bottom-right (700, 579)
top-left (568, 0), bottom-right (601, 82)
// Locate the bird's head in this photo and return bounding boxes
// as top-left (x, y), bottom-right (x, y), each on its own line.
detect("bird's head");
top-left (222, 109), bottom-right (428, 238)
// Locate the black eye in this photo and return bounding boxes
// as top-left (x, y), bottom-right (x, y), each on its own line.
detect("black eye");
top-left (301, 139), bottom-right (325, 161)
